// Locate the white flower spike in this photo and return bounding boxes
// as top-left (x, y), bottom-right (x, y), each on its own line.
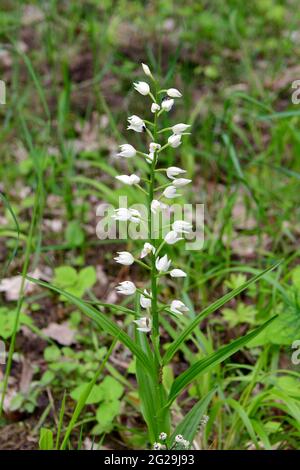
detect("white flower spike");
top-left (167, 88), bottom-right (182, 98)
top-left (163, 185), bottom-right (180, 199)
top-left (117, 144), bottom-right (136, 158)
top-left (114, 251), bottom-right (134, 266)
top-left (140, 242), bottom-right (155, 258)
top-left (151, 103), bottom-right (160, 113)
top-left (133, 81), bottom-right (150, 96)
top-left (170, 269), bottom-right (187, 278)
top-left (127, 115), bottom-right (145, 133)
top-left (156, 254), bottom-right (171, 272)
top-left (134, 317), bottom-right (152, 333)
top-left (172, 123), bottom-right (191, 134)
top-left (141, 63), bottom-right (152, 77)
top-left (172, 220), bottom-right (192, 233)
top-left (164, 230), bottom-right (183, 245)
top-left (170, 300), bottom-right (189, 315)
top-left (166, 166), bottom-right (186, 179)
top-left (116, 281), bottom-right (136, 296)
top-left (168, 134), bottom-right (182, 148)
top-left (173, 178), bottom-right (192, 187)
top-left (140, 290), bottom-right (151, 309)
top-left (115, 174), bottom-right (140, 185)
top-left (162, 98), bottom-right (174, 112)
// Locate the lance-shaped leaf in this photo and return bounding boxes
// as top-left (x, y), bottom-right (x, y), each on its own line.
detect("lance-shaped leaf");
top-left (167, 316), bottom-right (277, 405)
top-left (163, 262), bottom-right (281, 365)
top-left (27, 277), bottom-right (153, 376)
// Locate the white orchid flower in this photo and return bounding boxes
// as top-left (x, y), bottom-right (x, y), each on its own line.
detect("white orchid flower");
top-left (115, 174), bottom-right (140, 185)
top-left (172, 123), bottom-right (190, 134)
top-left (168, 134), bottom-right (182, 148)
top-left (163, 185), bottom-right (180, 199)
top-left (167, 88), bottom-right (182, 98)
top-left (127, 115), bottom-right (145, 132)
top-left (134, 317), bottom-right (152, 333)
top-left (141, 63), bottom-right (152, 77)
top-left (116, 281), bottom-right (136, 296)
top-left (170, 269), bottom-right (187, 278)
top-left (151, 103), bottom-right (160, 113)
top-left (140, 242), bottom-right (155, 258)
top-left (149, 142), bottom-right (161, 153)
top-left (173, 178), bottom-right (192, 187)
top-left (114, 251), bottom-right (135, 266)
top-left (172, 220), bottom-right (192, 233)
top-left (164, 231), bottom-right (183, 245)
top-left (133, 81), bottom-right (150, 96)
top-left (140, 289), bottom-right (151, 309)
top-left (155, 254), bottom-right (171, 272)
top-left (161, 98), bottom-right (174, 112)
top-left (170, 300), bottom-right (189, 315)
top-left (117, 144), bottom-right (136, 158)
top-left (166, 166), bottom-right (186, 179)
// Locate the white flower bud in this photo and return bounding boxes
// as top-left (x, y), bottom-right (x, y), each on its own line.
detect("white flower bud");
top-left (117, 144), bottom-right (136, 158)
top-left (164, 231), bottom-right (183, 245)
top-left (167, 88), bottom-right (182, 98)
top-left (170, 300), bottom-right (189, 315)
top-left (168, 134), bottom-right (182, 148)
top-left (166, 166), bottom-right (186, 179)
top-left (172, 123), bottom-right (190, 134)
top-left (175, 434), bottom-right (184, 443)
top-left (115, 174), bottom-right (140, 185)
top-left (116, 281), bottom-right (136, 296)
top-left (155, 254), bottom-right (171, 272)
top-left (114, 251), bottom-right (134, 266)
top-left (133, 81), bottom-right (150, 96)
top-left (127, 115), bottom-right (145, 133)
top-left (151, 103), bottom-right (160, 113)
top-left (151, 199), bottom-right (166, 214)
top-left (163, 185), bottom-right (180, 199)
top-left (142, 63), bottom-right (152, 77)
top-left (149, 142), bottom-right (161, 153)
top-left (134, 317), bottom-right (152, 333)
top-left (173, 178), bottom-right (191, 187)
top-left (159, 432), bottom-right (167, 441)
top-left (140, 242), bottom-right (155, 258)
top-left (170, 269), bottom-right (187, 278)
top-left (161, 98), bottom-right (174, 112)
top-left (140, 289), bottom-right (151, 309)
top-left (146, 152), bottom-right (154, 164)
top-left (112, 208), bottom-right (141, 223)
top-left (172, 220), bottom-right (192, 233)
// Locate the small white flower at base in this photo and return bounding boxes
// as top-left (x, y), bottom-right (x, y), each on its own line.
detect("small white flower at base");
top-left (166, 166), bottom-right (186, 179)
top-left (164, 230), bottom-right (183, 245)
top-left (172, 220), bottom-right (192, 233)
top-left (153, 442), bottom-right (162, 450)
top-left (151, 103), bottom-right (160, 113)
top-left (167, 88), bottom-right (182, 98)
top-left (112, 208), bottom-right (142, 224)
top-left (127, 115), bottom-right (145, 133)
top-left (116, 281), bottom-right (136, 296)
top-left (142, 63), bottom-right (152, 77)
top-left (117, 144), bottom-right (136, 158)
top-left (140, 242), bottom-right (155, 258)
top-left (134, 316), bottom-right (152, 333)
top-left (163, 185), bottom-right (180, 199)
top-left (168, 134), bottom-right (182, 148)
top-left (183, 440), bottom-right (190, 449)
top-left (133, 81), bottom-right (150, 96)
top-left (115, 174), bottom-right (140, 185)
top-left (151, 199), bottom-right (166, 214)
top-left (170, 269), bottom-right (187, 278)
top-left (114, 251), bottom-right (134, 266)
top-left (175, 434), bottom-right (184, 443)
top-left (173, 178), bottom-right (192, 187)
top-left (140, 289), bottom-right (151, 309)
top-left (149, 142), bottom-right (161, 153)
top-left (159, 432), bottom-right (167, 441)
top-left (156, 254), bottom-right (171, 272)
top-left (172, 123), bottom-right (191, 134)
top-left (170, 300), bottom-right (189, 315)
top-left (161, 98), bottom-right (174, 112)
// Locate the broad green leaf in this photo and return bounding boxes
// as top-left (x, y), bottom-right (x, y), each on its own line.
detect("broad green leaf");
top-left (163, 263), bottom-right (280, 365)
top-left (170, 388), bottom-right (216, 444)
top-left (65, 220), bottom-right (85, 247)
top-left (78, 266), bottom-right (97, 290)
top-left (39, 428), bottom-right (54, 450)
top-left (27, 276), bottom-right (153, 376)
top-left (54, 266), bottom-right (77, 286)
top-left (167, 317), bottom-right (277, 405)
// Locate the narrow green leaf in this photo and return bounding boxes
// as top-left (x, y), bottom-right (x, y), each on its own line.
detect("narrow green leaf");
top-left (27, 277), bottom-right (153, 376)
top-left (167, 317), bottom-right (277, 405)
top-left (39, 428), bottom-right (54, 450)
top-left (170, 388), bottom-right (216, 444)
top-left (163, 262), bottom-right (281, 365)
